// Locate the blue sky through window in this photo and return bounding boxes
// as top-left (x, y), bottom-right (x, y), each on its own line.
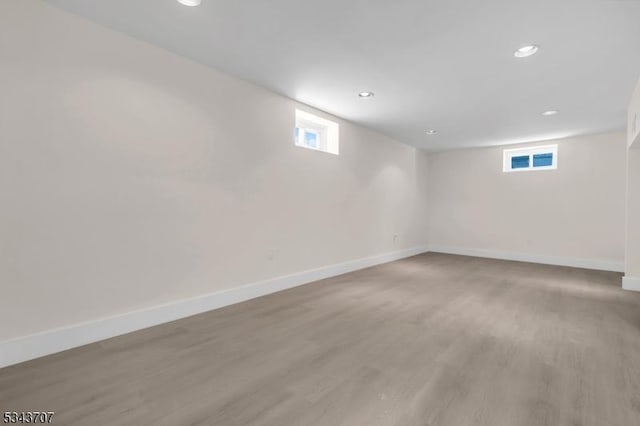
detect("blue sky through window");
top-left (533, 153), bottom-right (553, 167)
top-left (503, 144), bottom-right (557, 172)
top-left (294, 109), bottom-right (339, 155)
top-left (305, 130), bottom-right (318, 148)
top-left (511, 155), bottom-right (529, 169)
top-left (295, 127), bottom-right (319, 148)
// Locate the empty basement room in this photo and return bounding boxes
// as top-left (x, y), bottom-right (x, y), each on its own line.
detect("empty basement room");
top-left (3, 1), bottom-right (640, 425)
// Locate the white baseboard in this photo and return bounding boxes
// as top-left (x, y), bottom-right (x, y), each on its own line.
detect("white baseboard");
top-left (0, 246), bottom-right (428, 369)
top-left (622, 276), bottom-right (640, 292)
top-left (428, 245), bottom-right (624, 272)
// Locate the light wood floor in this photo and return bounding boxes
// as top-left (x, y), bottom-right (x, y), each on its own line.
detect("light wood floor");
top-left (2, 253), bottom-right (640, 426)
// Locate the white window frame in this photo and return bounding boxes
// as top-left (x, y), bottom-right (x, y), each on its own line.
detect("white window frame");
top-left (295, 109), bottom-right (339, 155)
top-left (503, 144), bottom-right (558, 173)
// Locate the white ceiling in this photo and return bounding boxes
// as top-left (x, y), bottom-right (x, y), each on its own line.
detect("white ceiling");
top-left (45, 0), bottom-right (640, 151)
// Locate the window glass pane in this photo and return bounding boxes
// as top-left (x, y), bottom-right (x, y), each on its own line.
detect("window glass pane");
top-left (511, 155), bottom-right (530, 169)
top-left (305, 130), bottom-right (318, 148)
top-left (294, 109), bottom-right (339, 155)
top-left (533, 153), bottom-right (553, 167)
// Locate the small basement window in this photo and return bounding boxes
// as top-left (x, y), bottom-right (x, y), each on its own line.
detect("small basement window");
top-left (295, 109), bottom-right (339, 155)
top-left (503, 144), bottom-right (558, 172)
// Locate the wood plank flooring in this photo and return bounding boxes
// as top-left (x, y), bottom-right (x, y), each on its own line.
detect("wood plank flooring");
top-left (2, 253), bottom-right (640, 425)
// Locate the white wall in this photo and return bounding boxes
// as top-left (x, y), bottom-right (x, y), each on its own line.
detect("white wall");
top-left (627, 149), bottom-right (640, 278)
top-left (427, 133), bottom-right (627, 270)
top-left (625, 77), bottom-right (640, 286)
top-left (629, 78), bottom-right (640, 148)
top-left (0, 1), bottom-right (429, 342)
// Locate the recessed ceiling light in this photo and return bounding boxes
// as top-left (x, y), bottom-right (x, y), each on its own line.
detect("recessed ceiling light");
top-left (514, 45), bottom-right (539, 58)
top-left (426, 130), bottom-right (437, 135)
top-left (177, 0), bottom-right (201, 6)
top-left (358, 92), bottom-right (374, 98)
top-left (542, 110), bottom-right (559, 116)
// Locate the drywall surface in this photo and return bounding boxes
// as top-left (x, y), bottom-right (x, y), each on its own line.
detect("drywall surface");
top-left (626, 77), bottom-right (640, 281)
top-left (629, 78), bottom-right (640, 148)
top-left (0, 1), bottom-right (429, 341)
top-left (626, 148), bottom-right (640, 278)
top-left (427, 133), bottom-right (626, 268)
